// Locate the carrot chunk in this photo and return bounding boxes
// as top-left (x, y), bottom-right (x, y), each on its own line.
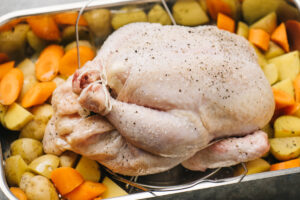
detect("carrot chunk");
top-left (64, 181), bottom-right (107, 200)
top-left (0, 61), bottom-right (14, 80)
top-left (21, 82), bottom-right (56, 108)
top-left (27, 15), bottom-right (60, 41)
top-left (217, 13), bottom-right (235, 33)
top-left (272, 88), bottom-right (295, 110)
top-left (59, 46), bottom-right (95, 76)
top-left (54, 12), bottom-right (88, 26)
top-left (206, 0), bottom-right (232, 20)
top-left (248, 29), bottom-right (270, 51)
top-left (10, 187), bottom-right (27, 200)
top-left (0, 68), bottom-right (23, 105)
top-left (271, 23), bottom-right (290, 52)
top-left (50, 167), bottom-right (84, 195)
top-left (35, 45), bottom-right (64, 82)
top-left (270, 158), bottom-right (300, 171)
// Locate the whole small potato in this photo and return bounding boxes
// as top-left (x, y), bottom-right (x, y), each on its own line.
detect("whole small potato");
top-left (19, 118), bottom-right (47, 141)
top-left (25, 175), bottom-right (59, 200)
top-left (10, 138), bottom-right (43, 164)
top-left (19, 172), bottom-right (35, 191)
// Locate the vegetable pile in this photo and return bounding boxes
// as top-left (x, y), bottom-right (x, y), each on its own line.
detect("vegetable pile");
top-left (0, 0), bottom-right (300, 199)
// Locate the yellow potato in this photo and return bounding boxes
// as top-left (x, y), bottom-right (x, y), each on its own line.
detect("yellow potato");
top-left (173, 0), bottom-right (209, 26)
top-left (236, 21), bottom-right (249, 39)
top-left (263, 63), bottom-right (278, 85)
top-left (148, 4), bottom-right (172, 25)
top-left (31, 104), bottom-right (53, 122)
top-left (4, 103), bottom-right (33, 131)
top-left (75, 156), bottom-right (100, 182)
top-left (102, 177), bottom-right (128, 199)
top-left (268, 51), bottom-right (300, 81)
top-left (111, 6), bottom-right (147, 30)
top-left (19, 118), bottom-right (47, 141)
top-left (272, 78), bottom-right (294, 97)
top-left (64, 40), bottom-right (93, 52)
top-left (27, 30), bottom-right (47, 52)
top-left (274, 116), bottom-right (300, 138)
top-left (5, 155), bottom-right (28, 186)
top-left (264, 41), bottom-right (285, 60)
top-left (250, 12), bottom-right (277, 34)
top-left (234, 158), bottom-right (270, 176)
top-left (59, 151), bottom-right (79, 167)
top-left (10, 138), bottom-right (43, 164)
top-left (16, 58), bottom-right (35, 77)
top-left (270, 137), bottom-right (300, 161)
top-left (25, 175), bottom-right (59, 200)
top-left (251, 44), bottom-right (267, 68)
top-left (29, 154), bottom-right (59, 178)
top-left (61, 26), bottom-right (90, 44)
top-left (19, 172), bottom-right (35, 191)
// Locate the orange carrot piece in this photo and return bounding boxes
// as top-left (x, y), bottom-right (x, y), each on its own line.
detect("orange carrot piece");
top-left (0, 61), bottom-right (14, 80)
top-left (270, 158), bottom-right (300, 171)
top-left (283, 103), bottom-right (300, 115)
top-left (50, 167), bottom-right (84, 195)
top-left (35, 45), bottom-right (64, 82)
top-left (248, 29), bottom-right (270, 51)
top-left (64, 181), bottom-right (107, 200)
top-left (294, 74), bottom-right (300, 102)
top-left (272, 88), bottom-right (295, 110)
top-left (10, 187), bottom-right (27, 200)
top-left (0, 53), bottom-right (9, 64)
top-left (21, 82), bottom-right (56, 108)
top-left (59, 46), bottom-right (95, 76)
top-left (271, 23), bottom-right (290, 52)
top-left (0, 68), bottom-right (23, 105)
top-left (54, 12), bottom-right (88, 26)
top-left (27, 15), bottom-right (60, 41)
top-left (286, 20), bottom-right (300, 51)
top-left (217, 13), bottom-right (235, 33)
top-left (206, 0), bottom-right (232, 20)
top-left (93, 197), bottom-right (102, 200)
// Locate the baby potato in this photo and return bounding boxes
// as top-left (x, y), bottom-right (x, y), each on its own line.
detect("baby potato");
top-left (5, 155), bottom-right (28, 186)
top-left (10, 138), bottom-right (44, 164)
top-left (111, 6), bottom-right (147, 30)
top-left (27, 30), bottom-right (47, 52)
top-left (29, 154), bottom-right (59, 178)
top-left (19, 172), bottom-right (35, 191)
top-left (64, 40), bottom-right (93, 52)
top-left (148, 4), bottom-right (172, 25)
top-left (19, 118), bottom-right (47, 141)
top-left (59, 151), bottom-right (79, 167)
top-left (25, 175), bottom-right (59, 200)
top-left (274, 116), bottom-right (300, 138)
top-left (61, 26), bottom-right (90, 44)
top-left (31, 104), bottom-right (53, 122)
top-left (270, 137), bottom-right (300, 161)
top-left (75, 156), bottom-right (100, 182)
top-left (173, 0), bottom-right (209, 26)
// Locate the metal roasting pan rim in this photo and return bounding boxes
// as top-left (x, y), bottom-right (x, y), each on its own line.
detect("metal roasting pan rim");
top-left (1, 0), bottom-right (300, 199)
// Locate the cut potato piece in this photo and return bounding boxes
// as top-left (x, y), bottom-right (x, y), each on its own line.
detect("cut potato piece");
top-left (272, 79), bottom-right (294, 98)
top-left (75, 156), bottom-right (100, 182)
top-left (29, 154), bottom-right (60, 178)
top-left (264, 41), bottom-right (285, 60)
top-left (236, 21), bottom-right (249, 39)
top-left (27, 30), bottom-right (47, 52)
top-left (173, 0), bottom-right (209, 26)
top-left (59, 151), bottom-right (79, 167)
top-left (31, 104), bottom-right (53, 122)
top-left (17, 75), bottom-right (38, 102)
top-left (251, 44), bottom-right (267, 68)
top-left (268, 51), bottom-right (300, 81)
top-left (148, 4), bottom-right (171, 25)
top-left (19, 172), bottom-right (34, 191)
top-left (263, 63), bottom-right (278, 85)
top-left (10, 138), bottom-right (43, 164)
top-left (234, 158), bottom-right (270, 176)
top-left (19, 118), bottom-right (47, 141)
top-left (4, 103), bottom-right (33, 131)
top-left (270, 137), bottom-right (300, 161)
top-left (250, 12), bottom-right (277, 34)
top-left (274, 115), bottom-right (300, 138)
top-left (102, 177), bottom-right (128, 199)
top-left (16, 58), bottom-right (35, 77)
top-left (5, 155), bottom-right (28, 186)
top-left (25, 175), bottom-right (59, 200)
top-left (112, 6), bottom-right (147, 30)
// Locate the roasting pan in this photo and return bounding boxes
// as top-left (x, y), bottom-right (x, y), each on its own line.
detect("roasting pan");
top-left (1, 0), bottom-right (300, 199)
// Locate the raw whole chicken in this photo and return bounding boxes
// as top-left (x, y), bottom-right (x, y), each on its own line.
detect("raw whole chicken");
top-left (43, 23), bottom-right (274, 176)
